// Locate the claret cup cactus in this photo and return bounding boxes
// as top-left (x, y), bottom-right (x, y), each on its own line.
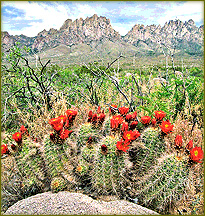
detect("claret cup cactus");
top-left (1, 106), bottom-right (203, 214)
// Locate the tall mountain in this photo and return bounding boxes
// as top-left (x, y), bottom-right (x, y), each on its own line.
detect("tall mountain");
top-left (123, 19), bottom-right (204, 55)
top-left (1, 15), bottom-right (204, 57)
top-left (2, 14), bottom-right (121, 52)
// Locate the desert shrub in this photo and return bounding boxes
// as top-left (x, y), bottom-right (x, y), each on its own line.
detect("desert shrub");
top-left (1, 44), bottom-right (58, 129)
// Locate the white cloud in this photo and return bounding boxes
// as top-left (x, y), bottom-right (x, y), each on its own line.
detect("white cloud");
top-left (2, 1), bottom-right (71, 36)
top-left (119, 5), bottom-right (141, 16)
top-left (2, 1), bottom-right (111, 36)
top-left (157, 1), bottom-right (204, 25)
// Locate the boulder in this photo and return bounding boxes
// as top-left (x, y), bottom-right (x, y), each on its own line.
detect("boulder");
top-left (5, 191), bottom-right (159, 215)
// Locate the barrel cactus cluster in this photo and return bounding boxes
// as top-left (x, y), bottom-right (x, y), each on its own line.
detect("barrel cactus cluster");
top-left (1, 106), bottom-right (204, 213)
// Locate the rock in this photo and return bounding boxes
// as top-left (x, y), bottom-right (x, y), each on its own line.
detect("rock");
top-left (5, 191), bottom-right (159, 215)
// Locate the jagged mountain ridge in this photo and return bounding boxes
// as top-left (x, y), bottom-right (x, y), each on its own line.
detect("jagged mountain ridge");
top-left (1, 14), bottom-right (204, 56)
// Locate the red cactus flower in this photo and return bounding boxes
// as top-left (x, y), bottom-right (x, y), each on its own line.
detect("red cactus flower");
top-left (12, 132), bottom-right (22, 143)
top-left (175, 135), bottom-right (183, 148)
top-left (11, 144), bottom-right (17, 151)
top-left (88, 117), bottom-right (92, 123)
top-left (20, 125), bottom-right (28, 135)
top-left (132, 130), bottom-right (141, 140)
top-left (92, 113), bottom-right (98, 122)
top-left (97, 106), bottom-right (101, 114)
top-left (123, 130), bottom-right (140, 142)
top-left (141, 116), bottom-right (151, 125)
top-left (151, 118), bottom-right (157, 126)
top-left (60, 129), bottom-right (73, 140)
top-left (101, 144), bottom-right (108, 154)
top-left (48, 118), bottom-right (61, 126)
top-left (88, 137), bottom-right (93, 144)
top-left (109, 104), bottom-right (117, 114)
top-left (190, 146), bottom-right (204, 163)
top-left (76, 165), bottom-right (83, 172)
top-left (154, 110), bottom-right (166, 121)
top-left (159, 120), bottom-right (174, 134)
top-left (88, 110), bottom-right (93, 118)
top-left (116, 139), bottom-right (130, 152)
top-left (125, 114), bottom-right (133, 122)
top-left (64, 120), bottom-right (70, 128)
top-left (132, 111), bottom-right (138, 120)
top-left (98, 113), bottom-right (106, 123)
top-left (110, 115), bottom-right (124, 129)
top-left (66, 109), bottom-right (77, 118)
top-left (186, 140), bottom-right (193, 151)
top-left (119, 107), bottom-right (129, 115)
top-left (1, 144), bottom-right (9, 156)
top-left (69, 116), bottom-right (73, 121)
top-left (123, 131), bottom-right (133, 141)
top-left (129, 121), bottom-right (138, 130)
top-left (50, 133), bottom-right (55, 141)
top-left (52, 122), bottom-right (63, 132)
top-left (121, 122), bottom-right (129, 132)
top-left (58, 115), bottom-right (68, 123)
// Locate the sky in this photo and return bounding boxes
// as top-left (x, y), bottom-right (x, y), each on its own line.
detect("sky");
top-left (1, 1), bottom-right (204, 37)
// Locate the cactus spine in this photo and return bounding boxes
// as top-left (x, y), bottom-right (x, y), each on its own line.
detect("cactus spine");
top-left (130, 127), bottom-right (165, 176)
top-left (135, 154), bottom-right (189, 211)
top-left (92, 136), bottom-right (127, 196)
top-left (43, 136), bottom-right (75, 187)
top-left (14, 139), bottom-right (47, 195)
top-left (77, 123), bottom-right (101, 149)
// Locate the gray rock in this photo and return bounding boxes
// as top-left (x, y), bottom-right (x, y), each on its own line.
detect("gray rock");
top-left (5, 191), bottom-right (159, 215)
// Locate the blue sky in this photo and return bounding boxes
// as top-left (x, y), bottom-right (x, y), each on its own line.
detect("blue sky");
top-left (1, 1), bottom-right (204, 37)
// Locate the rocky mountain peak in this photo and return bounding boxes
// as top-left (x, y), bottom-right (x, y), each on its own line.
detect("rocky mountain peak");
top-left (37, 29), bottom-right (48, 37)
top-left (90, 13), bottom-right (98, 20)
top-left (1, 31), bottom-right (15, 46)
top-left (1, 15), bottom-right (203, 56)
top-left (186, 19), bottom-right (195, 25)
top-left (29, 14), bottom-right (121, 51)
top-left (123, 18), bottom-right (203, 53)
top-left (60, 19), bottom-right (73, 31)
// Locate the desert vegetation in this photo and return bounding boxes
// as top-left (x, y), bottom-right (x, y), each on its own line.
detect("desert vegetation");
top-left (1, 43), bottom-right (204, 215)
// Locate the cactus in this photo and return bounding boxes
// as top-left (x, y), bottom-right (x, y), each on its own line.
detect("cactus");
top-left (102, 117), bottom-right (111, 136)
top-left (129, 127), bottom-right (165, 176)
top-left (14, 138), bottom-right (48, 196)
top-left (77, 123), bottom-right (102, 149)
top-left (91, 135), bottom-right (128, 197)
top-left (50, 177), bottom-right (67, 193)
top-left (135, 154), bottom-right (189, 212)
top-left (2, 108), bottom-right (202, 215)
top-left (43, 136), bottom-right (75, 185)
top-left (75, 147), bottom-right (95, 189)
top-left (142, 127), bottom-right (165, 155)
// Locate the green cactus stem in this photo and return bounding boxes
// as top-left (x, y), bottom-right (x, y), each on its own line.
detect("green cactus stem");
top-left (129, 127), bottom-right (166, 176)
top-left (135, 154), bottom-right (189, 212)
top-left (92, 135), bottom-right (128, 197)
